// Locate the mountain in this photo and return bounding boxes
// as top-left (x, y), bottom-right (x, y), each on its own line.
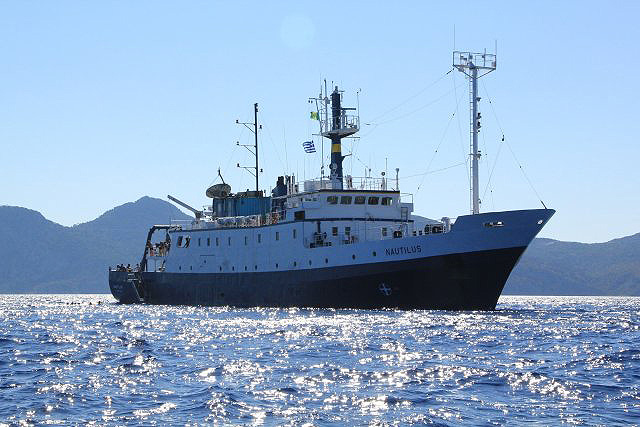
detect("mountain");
top-left (504, 234), bottom-right (640, 296)
top-left (0, 198), bottom-right (638, 295)
top-left (0, 197), bottom-right (192, 293)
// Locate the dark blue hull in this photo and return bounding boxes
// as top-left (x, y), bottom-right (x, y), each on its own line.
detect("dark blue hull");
top-left (108, 271), bottom-right (142, 304)
top-left (109, 246), bottom-right (526, 310)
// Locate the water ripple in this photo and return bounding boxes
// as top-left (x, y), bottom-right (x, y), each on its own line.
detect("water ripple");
top-left (0, 295), bottom-right (639, 425)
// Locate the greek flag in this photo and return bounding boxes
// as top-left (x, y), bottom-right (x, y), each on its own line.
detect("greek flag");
top-left (302, 141), bottom-right (316, 153)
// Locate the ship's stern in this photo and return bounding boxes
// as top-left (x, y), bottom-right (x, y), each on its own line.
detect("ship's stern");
top-left (108, 270), bottom-right (143, 304)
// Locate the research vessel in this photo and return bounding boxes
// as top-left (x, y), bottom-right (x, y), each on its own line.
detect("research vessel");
top-left (109, 51), bottom-right (554, 309)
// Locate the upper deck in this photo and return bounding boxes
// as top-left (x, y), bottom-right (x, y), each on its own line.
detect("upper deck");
top-left (176, 174), bottom-right (414, 231)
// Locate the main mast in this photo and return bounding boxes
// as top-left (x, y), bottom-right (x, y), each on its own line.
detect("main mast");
top-left (316, 86), bottom-right (359, 189)
top-left (453, 50), bottom-right (496, 214)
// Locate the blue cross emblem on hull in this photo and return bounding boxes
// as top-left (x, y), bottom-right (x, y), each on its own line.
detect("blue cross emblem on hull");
top-left (379, 283), bottom-right (392, 296)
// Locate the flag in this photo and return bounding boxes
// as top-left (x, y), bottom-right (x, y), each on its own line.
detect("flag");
top-left (310, 111), bottom-right (319, 120)
top-left (302, 141), bottom-right (316, 153)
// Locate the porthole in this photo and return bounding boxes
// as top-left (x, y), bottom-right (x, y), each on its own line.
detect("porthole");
top-left (245, 266), bottom-right (247, 271)
top-left (232, 266), bottom-right (235, 271)
top-left (293, 261), bottom-right (297, 267)
top-left (352, 254), bottom-right (356, 260)
top-left (325, 258), bottom-right (328, 264)
top-left (275, 263), bottom-right (279, 269)
top-left (190, 266), bottom-right (192, 271)
top-left (373, 251), bottom-right (377, 257)
top-left (219, 266), bottom-right (222, 272)
top-left (309, 260), bottom-right (312, 265)
top-left (179, 266), bottom-right (181, 271)
top-left (254, 265), bottom-right (258, 270)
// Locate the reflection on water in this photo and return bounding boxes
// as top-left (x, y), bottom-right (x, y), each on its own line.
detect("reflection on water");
top-left (0, 295), bottom-right (639, 425)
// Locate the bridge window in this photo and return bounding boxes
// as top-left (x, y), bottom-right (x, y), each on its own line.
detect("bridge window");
top-left (368, 196), bottom-right (379, 205)
top-left (327, 196), bottom-right (338, 204)
top-left (354, 196), bottom-right (366, 205)
top-left (340, 196), bottom-right (352, 204)
top-left (381, 197), bottom-right (393, 206)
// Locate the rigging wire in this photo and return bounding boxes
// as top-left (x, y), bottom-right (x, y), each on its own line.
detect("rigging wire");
top-left (258, 106), bottom-right (288, 175)
top-left (480, 122), bottom-right (497, 211)
top-left (373, 82), bottom-right (464, 126)
top-left (482, 134), bottom-right (504, 202)
top-left (400, 162), bottom-right (466, 180)
top-left (481, 81), bottom-right (548, 209)
top-left (452, 68), bottom-right (471, 198)
top-left (415, 107), bottom-right (458, 193)
top-left (413, 86), bottom-right (469, 194)
top-left (207, 117), bottom-right (246, 187)
top-left (368, 68), bottom-right (453, 123)
top-left (358, 72), bottom-right (461, 139)
top-left (261, 121), bottom-right (286, 174)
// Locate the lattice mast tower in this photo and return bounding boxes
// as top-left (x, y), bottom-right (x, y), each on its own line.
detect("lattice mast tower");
top-left (311, 83), bottom-right (360, 190)
top-left (453, 50), bottom-right (496, 214)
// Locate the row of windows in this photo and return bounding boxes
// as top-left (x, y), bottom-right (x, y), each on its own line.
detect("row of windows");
top-left (326, 195), bottom-right (393, 206)
top-left (178, 251), bottom-right (380, 272)
top-left (180, 225), bottom-right (394, 249)
top-left (330, 226), bottom-right (390, 237)
top-left (183, 229), bottom-right (299, 248)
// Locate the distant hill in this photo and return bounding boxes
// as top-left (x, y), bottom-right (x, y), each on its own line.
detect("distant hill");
top-left (505, 234), bottom-right (640, 296)
top-left (0, 199), bottom-right (638, 295)
top-left (0, 197), bottom-right (192, 293)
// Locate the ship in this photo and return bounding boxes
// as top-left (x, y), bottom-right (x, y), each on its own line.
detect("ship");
top-left (109, 51), bottom-right (554, 310)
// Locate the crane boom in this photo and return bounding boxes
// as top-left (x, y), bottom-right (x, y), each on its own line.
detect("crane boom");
top-left (167, 195), bottom-right (202, 219)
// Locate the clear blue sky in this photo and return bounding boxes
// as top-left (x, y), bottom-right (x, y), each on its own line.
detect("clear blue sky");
top-left (2, 1), bottom-right (638, 243)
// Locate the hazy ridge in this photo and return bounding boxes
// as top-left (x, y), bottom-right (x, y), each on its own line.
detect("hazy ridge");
top-left (0, 198), bottom-right (638, 295)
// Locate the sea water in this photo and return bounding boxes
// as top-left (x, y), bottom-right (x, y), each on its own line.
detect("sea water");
top-left (0, 295), bottom-right (638, 426)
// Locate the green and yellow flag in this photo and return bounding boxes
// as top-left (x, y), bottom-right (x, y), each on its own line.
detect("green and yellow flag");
top-left (310, 111), bottom-right (319, 120)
